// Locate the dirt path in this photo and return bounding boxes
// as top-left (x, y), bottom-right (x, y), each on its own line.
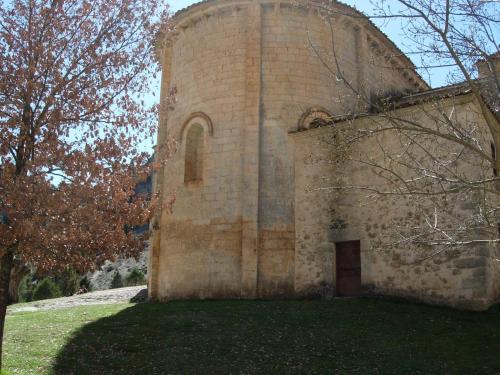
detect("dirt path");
top-left (8, 286), bottom-right (146, 313)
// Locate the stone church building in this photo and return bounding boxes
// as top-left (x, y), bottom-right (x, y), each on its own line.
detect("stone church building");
top-left (149, 0), bottom-right (500, 310)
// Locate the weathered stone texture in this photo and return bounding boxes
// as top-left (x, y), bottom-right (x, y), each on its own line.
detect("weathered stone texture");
top-left (488, 243), bottom-right (500, 305)
top-left (291, 98), bottom-right (499, 310)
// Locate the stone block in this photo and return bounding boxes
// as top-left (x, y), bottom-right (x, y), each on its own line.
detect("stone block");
top-left (454, 257), bottom-right (487, 269)
top-left (462, 277), bottom-right (486, 289)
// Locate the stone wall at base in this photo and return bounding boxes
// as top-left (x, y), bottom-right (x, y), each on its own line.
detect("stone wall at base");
top-left (487, 243), bottom-right (500, 305)
top-left (157, 218), bottom-right (242, 300)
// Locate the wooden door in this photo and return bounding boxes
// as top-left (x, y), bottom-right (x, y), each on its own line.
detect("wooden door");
top-left (336, 241), bottom-right (361, 296)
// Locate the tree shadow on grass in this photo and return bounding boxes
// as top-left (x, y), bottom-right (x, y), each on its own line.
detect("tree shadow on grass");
top-left (51, 299), bottom-right (500, 375)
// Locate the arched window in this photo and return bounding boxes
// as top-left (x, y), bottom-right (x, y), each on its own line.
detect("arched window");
top-left (298, 107), bottom-right (333, 131)
top-left (180, 112), bottom-right (213, 184)
top-left (184, 124), bottom-right (204, 183)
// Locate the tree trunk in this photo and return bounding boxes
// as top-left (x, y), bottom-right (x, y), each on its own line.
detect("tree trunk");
top-left (9, 261), bottom-right (28, 303)
top-left (0, 250), bottom-right (14, 370)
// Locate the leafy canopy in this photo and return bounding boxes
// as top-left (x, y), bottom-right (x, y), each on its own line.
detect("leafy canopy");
top-left (0, 0), bottom-right (170, 271)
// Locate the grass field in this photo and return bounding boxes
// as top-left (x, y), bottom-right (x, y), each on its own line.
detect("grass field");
top-left (5, 299), bottom-right (500, 374)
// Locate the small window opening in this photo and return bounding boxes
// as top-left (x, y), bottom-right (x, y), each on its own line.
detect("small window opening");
top-left (184, 124), bottom-right (204, 183)
top-left (309, 117), bottom-right (329, 129)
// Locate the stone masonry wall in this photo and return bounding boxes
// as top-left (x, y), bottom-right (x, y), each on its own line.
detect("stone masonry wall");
top-left (292, 96), bottom-right (498, 310)
top-left (488, 242), bottom-right (500, 304)
top-left (151, 0), bottom-right (428, 301)
top-left (154, 4), bottom-right (250, 300)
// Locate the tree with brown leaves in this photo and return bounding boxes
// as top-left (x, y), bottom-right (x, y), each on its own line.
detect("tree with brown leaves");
top-left (0, 0), bottom-right (170, 367)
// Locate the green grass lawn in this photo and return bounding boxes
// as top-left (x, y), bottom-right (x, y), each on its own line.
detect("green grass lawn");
top-left (5, 299), bottom-right (500, 374)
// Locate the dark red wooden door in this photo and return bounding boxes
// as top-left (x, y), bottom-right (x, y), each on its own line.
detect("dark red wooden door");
top-left (336, 241), bottom-right (361, 296)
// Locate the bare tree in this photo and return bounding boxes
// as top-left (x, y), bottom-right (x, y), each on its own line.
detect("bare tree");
top-left (306, 0), bottom-right (499, 257)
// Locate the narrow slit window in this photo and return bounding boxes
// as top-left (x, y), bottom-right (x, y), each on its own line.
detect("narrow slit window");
top-left (184, 124), bottom-right (204, 183)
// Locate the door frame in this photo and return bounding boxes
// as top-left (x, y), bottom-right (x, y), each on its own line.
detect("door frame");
top-left (335, 240), bottom-right (362, 297)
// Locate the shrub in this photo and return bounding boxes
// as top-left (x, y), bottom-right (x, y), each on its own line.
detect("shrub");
top-left (110, 271), bottom-right (123, 289)
top-left (18, 275), bottom-right (35, 303)
top-left (32, 278), bottom-right (62, 301)
top-left (124, 268), bottom-right (146, 287)
top-left (56, 268), bottom-right (81, 296)
top-left (79, 275), bottom-right (91, 291)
